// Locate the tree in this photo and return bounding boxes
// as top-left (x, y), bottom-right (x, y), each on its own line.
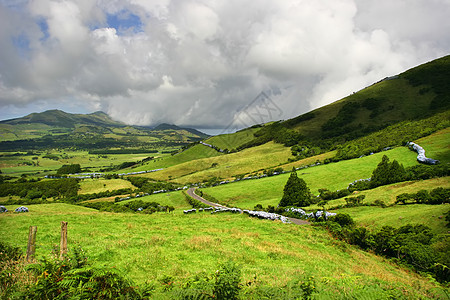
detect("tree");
top-left (370, 155), bottom-right (391, 187)
top-left (370, 155), bottom-right (406, 188)
top-left (279, 167), bottom-right (311, 207)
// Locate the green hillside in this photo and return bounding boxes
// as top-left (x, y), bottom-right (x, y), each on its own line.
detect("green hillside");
top-left (200, 127), bottom-right (449, 209)
top-left (0, 203), bottom-right (447, 298)
top-left (287, 55), bottom-right (450, 138)
top-left (137, 141), bottom-right (291, 183)
top-left (204, 126), bottom-right (262, 151)
top-left (207, 55), bottom-right (450, 162)
top-left (0, 110), bottom-right (209, 150)
top-left (0, 110), bottom-right (124, 128)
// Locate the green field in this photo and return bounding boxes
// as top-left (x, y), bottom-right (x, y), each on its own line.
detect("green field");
top-left (119, 190), bottom-right (191, 210)
top-left (308, 177), bottom-right (450, 210)
top-left (138, 141), bottom-right (292, 183)
top-left (133, 144), bottom-right (223, 171)
top-left (0, 203), bottom-right (447, 298)
top-left (0, 151), bottom-right (160, 176)
top-left (335, 204), bottom-right (449, 235)
top-left (78, 178), bottom-right (137, 194)
top-left (201, 146), bottom-right (421, 209)
top-left (204, 127), bottom-right (261, 150)
top-left (415, 127), bottom-right (450, 163)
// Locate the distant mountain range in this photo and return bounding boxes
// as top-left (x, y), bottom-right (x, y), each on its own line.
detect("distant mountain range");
top-left (0, 110), bottom-right (124, 128)
top-left (0, 110), bottom-right (209, 151)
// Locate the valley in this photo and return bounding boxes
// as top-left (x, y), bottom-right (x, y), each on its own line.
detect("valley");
top-left (0, 55), bottom-right (449, 299)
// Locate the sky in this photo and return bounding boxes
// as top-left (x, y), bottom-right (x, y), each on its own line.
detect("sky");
top-left (0, 0), bottom-right (449, 131)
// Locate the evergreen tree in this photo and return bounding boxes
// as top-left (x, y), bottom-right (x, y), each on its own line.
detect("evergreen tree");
top-left (279, 167), bottom-right (311, 207)
top-left (370, 155), bottom-right (406, 188)
top-left (388, 160), bottom-right (406, 183)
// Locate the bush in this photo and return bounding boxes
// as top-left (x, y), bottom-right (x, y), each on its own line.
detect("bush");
top-left (396, 188), bottom-right (450, 205)
top-left (56, 164), bottom-right (81, 175)
top-left (213, 261), bottom-right (241, 300)
top-left (24, 246), bottom-right (141, 299)
top-left (329, 213), bottom-right (354, 227)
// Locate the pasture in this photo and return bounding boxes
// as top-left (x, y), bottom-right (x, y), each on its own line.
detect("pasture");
top-left (200, 146), bottom-right (421, 209)
top-left (0, 203), bottom-right (446, 298)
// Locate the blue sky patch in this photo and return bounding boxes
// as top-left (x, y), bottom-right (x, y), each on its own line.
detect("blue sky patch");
top-left (36, 17), bottom-right (50, 42)
top-left (106, 10), bottom-right (143, 34)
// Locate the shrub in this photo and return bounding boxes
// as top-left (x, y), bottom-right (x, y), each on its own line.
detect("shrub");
top-left (329, 213), bottom-right (354, 227)
top-left (24, 246), bottom-right (140, 299)
top-left (213, 261), bottom-right (241, 300)
top-left (56, 164), bottom-right (81, 175)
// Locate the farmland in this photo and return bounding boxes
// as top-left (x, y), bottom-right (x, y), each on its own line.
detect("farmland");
top-left (0, 203), bottom-right (447, 298)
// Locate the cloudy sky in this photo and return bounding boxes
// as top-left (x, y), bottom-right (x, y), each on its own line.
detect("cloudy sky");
top-left (0, 0), bottom-right (449, 131)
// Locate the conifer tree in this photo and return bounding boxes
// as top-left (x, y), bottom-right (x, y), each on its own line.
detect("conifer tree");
top-left (279, 167), bottom-right (311, 207)
top-left (370, 155), bottom-right (406, 188)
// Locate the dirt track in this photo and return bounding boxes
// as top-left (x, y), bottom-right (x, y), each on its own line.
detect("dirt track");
top-left (187, 188), bottom-right (310, 225)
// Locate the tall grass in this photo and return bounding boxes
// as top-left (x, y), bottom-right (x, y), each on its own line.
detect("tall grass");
top-left (0, 203), bottom-right (446, 298)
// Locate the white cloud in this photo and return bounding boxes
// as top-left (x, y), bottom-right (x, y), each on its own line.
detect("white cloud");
top-left (0, 0), bottom-right (449, 127)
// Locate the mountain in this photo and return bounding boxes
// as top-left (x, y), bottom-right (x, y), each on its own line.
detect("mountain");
top-left (283, 55), bottom-right (450, 138)
top-left (0, 109), bottom-right (125, 128)
top-left (209, 55), bottom-right (450, 152)
top-left (0, 110), bottom-right (209, 150)
top-left (153, 123), bottom-right (209, 138)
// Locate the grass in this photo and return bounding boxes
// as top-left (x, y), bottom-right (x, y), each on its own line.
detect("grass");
top-left (334, 204), bottom-right (450, 235)
top-left (0, 203), bottom-right (447, 298)
top-left (133, 144), bottom-right (223, 171)
top-left (78, 178), bottom-right (136, 194)
top-left (415, 127), bottom-right (450, 163)
top-left (139, 142), bottom-right (292, 183)
top-left (309, 177), bottom-right (450, 210)
top-left (0, 151), bottom-right (159, 176)
top-left (204, 127), bottom-right (261, 150)
top-left (201, 146), bottom-right (420, 209)
top-left (119, 191), bottom-right (191, 210)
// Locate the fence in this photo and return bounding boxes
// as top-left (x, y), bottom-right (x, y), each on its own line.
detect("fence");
top-left (26, 221), bottom-right (68, 262)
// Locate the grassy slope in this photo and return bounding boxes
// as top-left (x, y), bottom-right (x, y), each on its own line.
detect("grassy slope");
top-left (78, 178), bottom-right (136, 194)
top-left (204, 127), bottom-right (261, 150)
top-left (140, 141), bottom-right (292, 183)
top-left (201, 146), bottom-right (420, 209)
top-left (310, 177), bottom-right (450, 209)
top-left (291, 78), bottom-right (433, 137)
top-left (415, 127), bottom-right (450, 163)
top-left (335, 204), bottom-right (449, 235)
top-left (0, 203), bottom-right (446, 298)
top-left (286, 55), bottom-right (450, 139)
top-left (119, 190), bottom-right (190, 210)
top-left (133, 144), bottom-right (223, 171)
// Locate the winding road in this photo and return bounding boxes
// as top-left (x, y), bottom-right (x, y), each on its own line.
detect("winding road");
top-left (187, 188), bottom-right (310, 225)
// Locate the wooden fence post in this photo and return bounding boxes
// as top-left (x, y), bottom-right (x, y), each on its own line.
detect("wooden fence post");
top-left (26, 226), bottom-right (37, 263)
top-left (60, 221), bottom-right (68, 259)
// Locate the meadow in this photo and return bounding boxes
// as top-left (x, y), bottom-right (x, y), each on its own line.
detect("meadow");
top-left (0, 203), bottom-right (447, 298)
top-left (336, 204), bottom-right (449, 234)
top-left (0, 150), bottom-right (168, 176)
top-left (78, 178), bottom-right (137, 194)
top-left (137, 141), bottom-right (292, 183)
top-left (203, 127), bottom-right (261, 150)
top-left (200, 146), bottom-right (422, 209)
